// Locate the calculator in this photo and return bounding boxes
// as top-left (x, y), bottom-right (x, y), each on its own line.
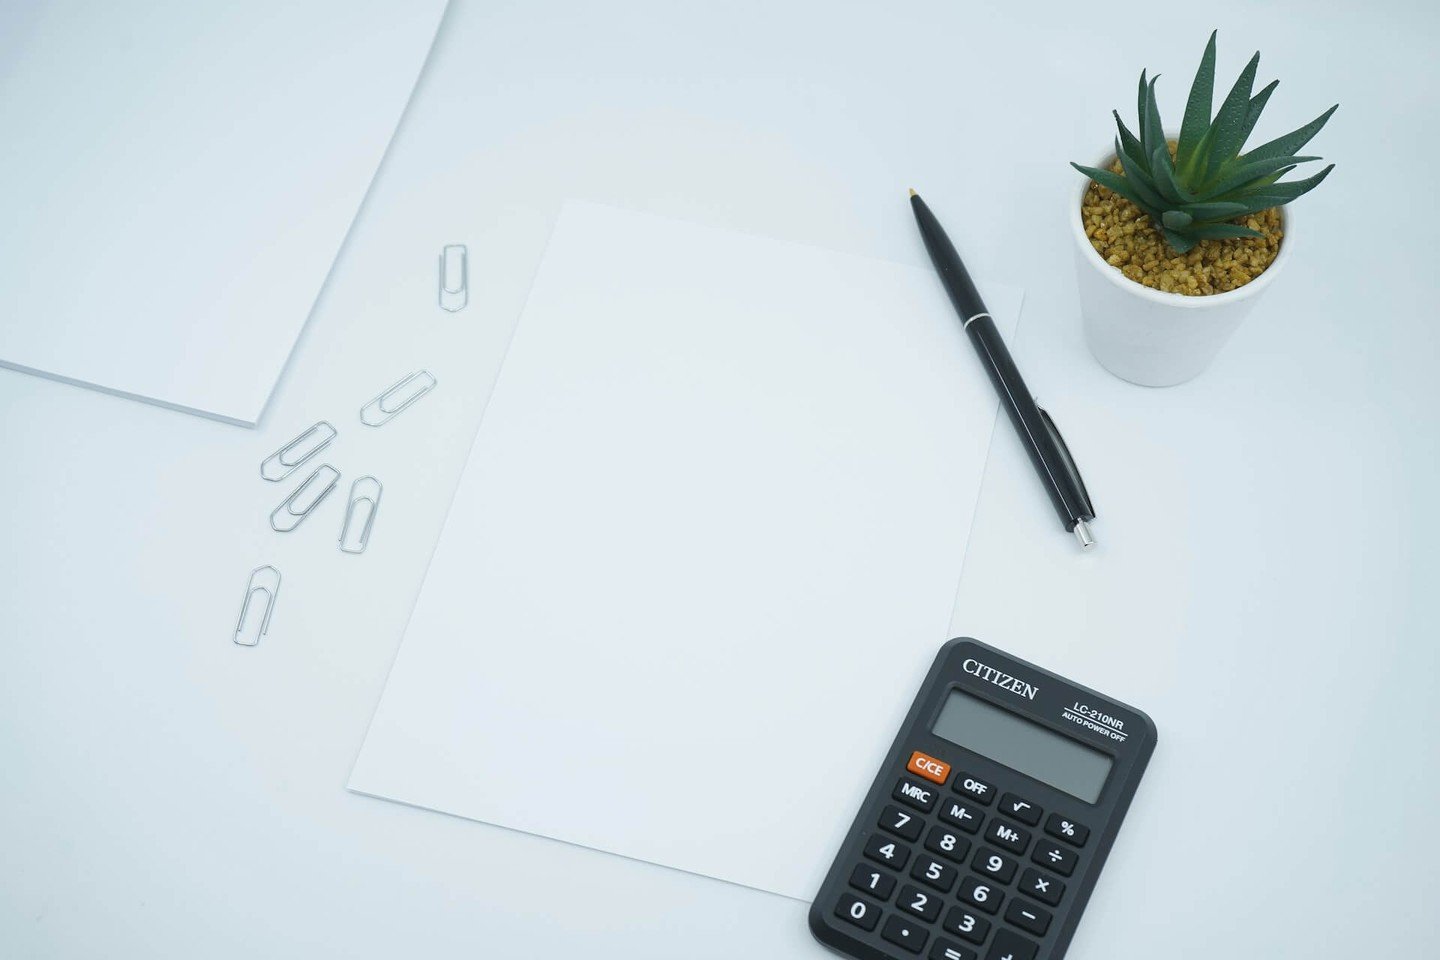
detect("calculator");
top-left (809, 638), bottom-right (1156, 960)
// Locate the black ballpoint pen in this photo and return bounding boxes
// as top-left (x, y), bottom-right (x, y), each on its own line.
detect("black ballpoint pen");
top-left (909, 189), bottom-right (1098, 548)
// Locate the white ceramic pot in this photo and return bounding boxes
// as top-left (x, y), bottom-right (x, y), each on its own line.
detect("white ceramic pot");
top-left (1070, 153), bottom-right (1294, 387)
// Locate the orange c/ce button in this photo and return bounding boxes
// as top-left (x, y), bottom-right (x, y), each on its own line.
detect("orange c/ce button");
top-left (906, 750), bottom-right (951, 785)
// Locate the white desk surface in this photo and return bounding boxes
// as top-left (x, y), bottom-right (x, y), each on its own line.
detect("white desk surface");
top-left (3, 1), bottom-right (1437, 957)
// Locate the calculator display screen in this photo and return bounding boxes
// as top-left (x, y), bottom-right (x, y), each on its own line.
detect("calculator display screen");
top-left (932, 690), bottom-right (1112, 803)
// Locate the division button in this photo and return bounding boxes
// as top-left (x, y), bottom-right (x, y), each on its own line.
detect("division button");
top-left (882, 914), bottom-right (930, 954)
top-left (1031, 841), bottom-right (1078, 877)
top-left (834, 892), bottom-right (880, 931)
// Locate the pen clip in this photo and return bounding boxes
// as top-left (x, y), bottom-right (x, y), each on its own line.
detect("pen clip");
top-left (1035, 403), bottom-right (1095, 521)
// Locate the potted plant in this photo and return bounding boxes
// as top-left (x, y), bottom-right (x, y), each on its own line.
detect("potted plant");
top-left (1070, 31), bottom-right (1337, 386)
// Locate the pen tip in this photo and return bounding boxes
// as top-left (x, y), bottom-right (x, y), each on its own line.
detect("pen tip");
top-left (908, 188), bottom-right (918, 198)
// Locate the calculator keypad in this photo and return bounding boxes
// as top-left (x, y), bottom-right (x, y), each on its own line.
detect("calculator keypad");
top-left (835, 749), bottom-right (1095, 960)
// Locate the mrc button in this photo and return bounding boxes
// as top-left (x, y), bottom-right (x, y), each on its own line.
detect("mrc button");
top-left (907, 750), bottom-right (951, 785)
top-left (893, 778), bottom-right (939, 812)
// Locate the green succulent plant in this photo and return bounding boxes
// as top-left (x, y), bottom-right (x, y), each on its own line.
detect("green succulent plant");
top-left (1072, 31), bottom-right (1337, 254)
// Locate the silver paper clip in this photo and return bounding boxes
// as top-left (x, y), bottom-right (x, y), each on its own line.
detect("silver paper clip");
top-left (234, 565), bottom-right (281, 646)
top-left (439, 243), bottom-right (468, 311)
top-left (360, 371), bottom-right (436, 427)
top-left (260, 420), bottom-right (337, 481)
top-left (270, 464), bottom-right (340, 532)
top-left (339, 476), bottom-right (383, 554)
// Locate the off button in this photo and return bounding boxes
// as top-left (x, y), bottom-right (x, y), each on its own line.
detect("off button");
top-left (907, 751), bottom-right (952, 785)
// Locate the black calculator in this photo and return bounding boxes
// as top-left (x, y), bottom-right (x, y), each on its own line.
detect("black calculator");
top-left (809, 638), bottom-right (1156, 960)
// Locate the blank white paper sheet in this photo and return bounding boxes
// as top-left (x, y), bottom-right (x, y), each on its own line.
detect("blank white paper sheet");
top-left (350, 201), bottom-right (1023, 900)
top-left (0, 0), bottom-right (447, 424)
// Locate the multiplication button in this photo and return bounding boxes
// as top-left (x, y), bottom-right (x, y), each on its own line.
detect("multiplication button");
top-left (1018, 868), bottom-right (1063, 906)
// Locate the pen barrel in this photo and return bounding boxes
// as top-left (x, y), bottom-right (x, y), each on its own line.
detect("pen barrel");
top-left (966, 317), bottom-right (1094, 528)
top-left (911, 196), bottom-right (987, 321)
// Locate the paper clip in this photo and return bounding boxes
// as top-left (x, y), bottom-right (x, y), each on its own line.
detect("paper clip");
top-left (339, 476), bottom-right (383, 554)
top-left (234, 565), bottom-right (281, 646)
top-left (260, 420), bottom-right (337, 481)
top-left (360, 371), bottom-right (436, 427)
top-left (270, 464), bottom-right (340, 532)
top-left (439, 243), bottom-right (468, 311)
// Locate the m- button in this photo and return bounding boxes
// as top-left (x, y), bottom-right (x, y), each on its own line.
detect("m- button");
top-left (893, 778), bottom-right (939, 812)
top-left (907, 750), bottom-right (952, 785)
